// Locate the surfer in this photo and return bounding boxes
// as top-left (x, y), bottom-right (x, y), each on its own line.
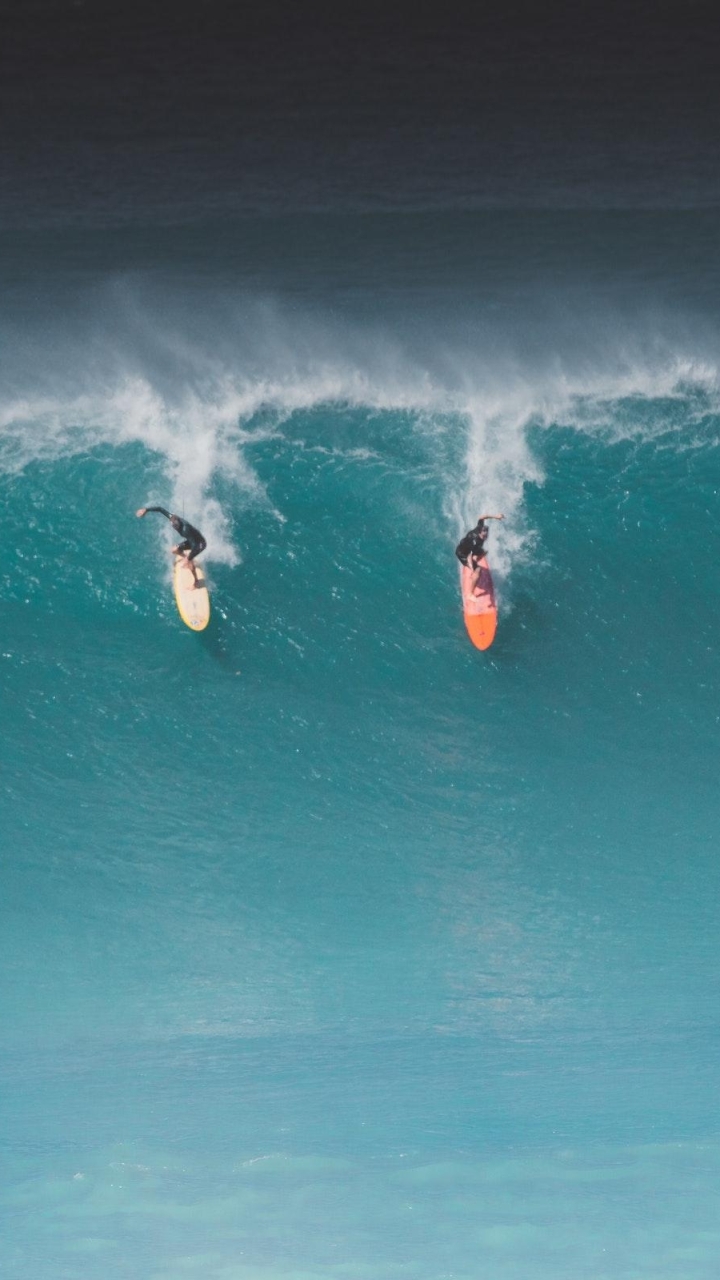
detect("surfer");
top-left (455, 514), bottom-right (504, 596)
top-left (455, 514), bottom-right (504, 567)
top-left (136, 506), bottom-right (207, 587)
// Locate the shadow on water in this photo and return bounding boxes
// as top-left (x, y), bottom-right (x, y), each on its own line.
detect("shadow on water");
top-left (194, 571), bottom-right (251, 677)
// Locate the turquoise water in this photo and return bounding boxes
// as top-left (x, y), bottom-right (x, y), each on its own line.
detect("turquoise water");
top-left (3, 214), bottom-right (720, 1277)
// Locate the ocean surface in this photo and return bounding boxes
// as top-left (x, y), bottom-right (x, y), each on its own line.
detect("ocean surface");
top-left (3, 196), bottom-right (720, 1277)
top-left (7, 0), bottom-right (720, 1239)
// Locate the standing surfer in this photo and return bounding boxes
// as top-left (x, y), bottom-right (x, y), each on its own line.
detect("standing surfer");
top-left (455, 514), bottom-right (504, 596)
top-left (136, 506), bottom-right (207, 588)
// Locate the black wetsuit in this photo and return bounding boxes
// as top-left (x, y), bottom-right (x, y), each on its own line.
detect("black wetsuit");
top-left (144, 507), bottom-right (207, 560)
top-left (455, 522), bottom-right (489, 566)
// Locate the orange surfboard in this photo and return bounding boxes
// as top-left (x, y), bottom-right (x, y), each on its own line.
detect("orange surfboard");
top-left (461, 558), bottom-right (497, 650)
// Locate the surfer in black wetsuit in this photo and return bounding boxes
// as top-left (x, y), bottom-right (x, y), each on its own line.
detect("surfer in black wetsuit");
top-left (455, 514), bottom-right (504, 594)
top-left (455, 514), bottom-right (504, 566)
top-left (136, 506), bottom-right (207, 588)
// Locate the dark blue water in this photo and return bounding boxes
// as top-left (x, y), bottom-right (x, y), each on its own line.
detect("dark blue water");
top-left (4, 0), bottom-right (720, 223)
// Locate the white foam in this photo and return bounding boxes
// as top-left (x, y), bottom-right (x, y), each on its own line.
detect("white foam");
top-left (1, 290), bottom-right (718, 571)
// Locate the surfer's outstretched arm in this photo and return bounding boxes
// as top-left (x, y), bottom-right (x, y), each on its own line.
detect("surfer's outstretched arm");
top-left (477, 513), bottom-right (504, 521)
top-left (136, 506), bottom-right (172, 520)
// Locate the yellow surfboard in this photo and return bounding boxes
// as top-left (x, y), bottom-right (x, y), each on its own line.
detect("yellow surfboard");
top-left (173, 555), bottom-right (211, 631)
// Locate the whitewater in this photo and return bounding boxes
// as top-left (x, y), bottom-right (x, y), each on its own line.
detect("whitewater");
top-left (3, 211), bottom-right (720, 1278)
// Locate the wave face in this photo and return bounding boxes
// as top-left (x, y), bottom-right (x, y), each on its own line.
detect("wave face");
top-left (3, 213), bottom-right (720, 1277)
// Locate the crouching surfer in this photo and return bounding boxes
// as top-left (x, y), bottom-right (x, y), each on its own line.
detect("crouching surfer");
top-left (136, 506), bottom-right (207, 589)
top-left (455, 514), bottom-right (504, 596)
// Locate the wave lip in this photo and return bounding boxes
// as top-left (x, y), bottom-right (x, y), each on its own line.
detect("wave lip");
top-left (2, 279), bottom-right (719, 575)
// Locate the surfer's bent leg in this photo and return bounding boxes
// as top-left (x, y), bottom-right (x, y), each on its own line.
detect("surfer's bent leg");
top-left (187, 535), bottom-right (207, 561)
top-left (174, 540), bottom-right (195, 584)
top-left (182, 537), bottom-right (207, 589)
top-left (469, 555), bottom-right (485, 595)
